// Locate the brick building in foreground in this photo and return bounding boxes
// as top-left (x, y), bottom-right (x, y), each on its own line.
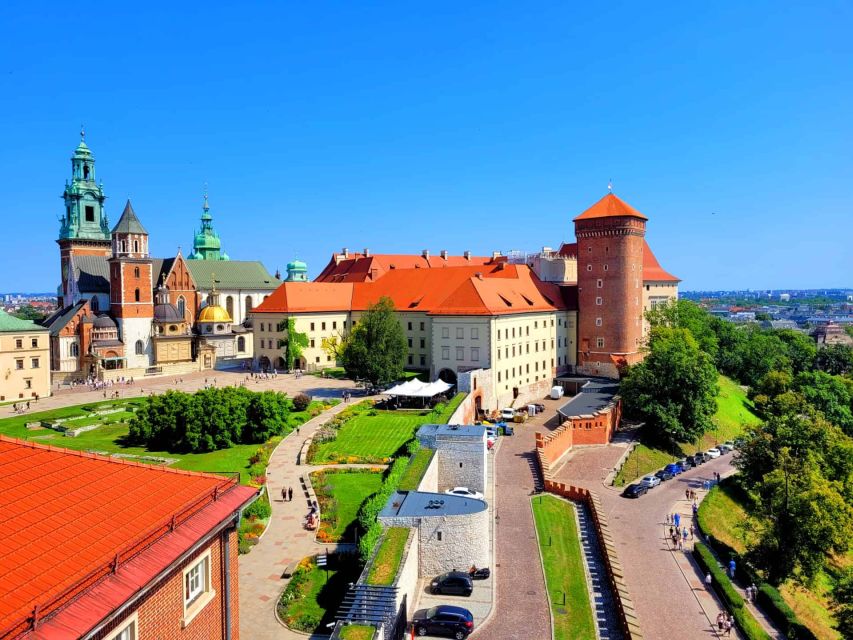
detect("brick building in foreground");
top-left (0, 437), bottom-right (257, 640)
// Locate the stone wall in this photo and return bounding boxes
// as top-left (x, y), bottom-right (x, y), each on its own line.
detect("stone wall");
top-left (437, 445), bottom-right (486, 494)
top-left (544, 479), bottom-right (643, 640)
top-left (394, 528), bottom-right (420, 618)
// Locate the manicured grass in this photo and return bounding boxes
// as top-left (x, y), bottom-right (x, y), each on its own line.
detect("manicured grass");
top-left (531, 495), bottom-right (596, 640)
top-left (310, 410), bottom-right (428, 464)
top-left (697, 481), bottom-right (751, 554)
top-left (398, 447), bottom-right (435, 491)
top-left (311, 469), bottom-right (384, 542)
top-left (0, 398), bottom-right (329, 484)
top-left (339, 625), bottom-right (376, 640)
top-left (615, 375), bottom-right (759, 486)
top-left (278, 555), bottom-right (363, 633)
top-left (367, 527), bottom-right (409, 586)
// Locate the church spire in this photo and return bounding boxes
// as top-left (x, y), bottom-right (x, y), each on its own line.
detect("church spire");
top-left (59, 130), bottom-right (110, 242)
top-left (188, 189), bottom-right (229, 261)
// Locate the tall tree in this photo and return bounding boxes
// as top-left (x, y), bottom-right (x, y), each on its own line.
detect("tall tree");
top-left (774, 329), bottom-right (817, 373)
top-left (281, 317), bottom-right (309, 370)
top-left (340, 297), bottom-right (407, 386)
top-left (816, 344), bottom-right (853, 376)
top-left (620, 327), bottom-right (719, 444)
top-left (645, 299), bottom-right (719, 358)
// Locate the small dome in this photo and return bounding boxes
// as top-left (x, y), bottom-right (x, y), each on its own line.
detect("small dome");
top-left (93, 314), bottom-right (116, 329)
top-left (154, 303), bottom-right (183, 322)
top-left (287, 259), bottom-right (307, 270)
top-left (198, 305), bottom-right (232, 323)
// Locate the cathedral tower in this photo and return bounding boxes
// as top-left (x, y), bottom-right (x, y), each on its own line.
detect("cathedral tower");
top-left (108, 200), bottom-right (154, 369)
top-left (188, 193), bottom-right (229, 261)
top-left (574, 193), bottom-right (647, 378)
top-left (57, 129), bottom-right (111, 306)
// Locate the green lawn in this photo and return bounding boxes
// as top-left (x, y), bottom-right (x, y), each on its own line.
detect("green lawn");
top-left (339, 625), bottom-right (376, 640)
top-left (310, 411), bottom-right (428, 464)
top-left (614, 375), bottom-right (759, 486)
top-left (367, 527), bottom-right (409, 586)
top-left (531, 495), bottom-right (596, 640)
top-left (697, 481), bottom-right (751, 554)
top-left (398, 447), bottom-right (435, 491)
top-left (0, 397), bottom-right (328, 483)
top-left (278, 555), bottom-right (363, 634)
top-left (311, 469), bottom-right (384, 543)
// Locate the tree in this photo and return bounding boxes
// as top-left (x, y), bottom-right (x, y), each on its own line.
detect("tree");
top-left (282, 317), bottom-right (309, 370)
top-left (774, 329), bottom-right (817, 373)
top-left (620, 327), bottom-right (719, 444)
top-left (646, 299), bottom-right (719, 359)
top-left (340, 297), bottom-right (407, 386)
top-left (816, 344), bottom-right (853, 376)
top-left (793, 370), bottom-right (853, 435)
top-left (12, 304), bottom-right (46, 322)
top-left (747, 450), bottom-right (852, 585)
top-left (832, 567), bottom-right (853, 640)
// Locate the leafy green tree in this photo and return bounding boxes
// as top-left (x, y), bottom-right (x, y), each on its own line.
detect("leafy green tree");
top-left (12, 304), bottom-right (47, 322)
top-left (646, 299), bottom-right (719, 358)
top-left (747, 450), bottom-right (852, 585)
top-left (711, 317), bottom-right (748, 379)
top-left (816, 344), bottom-right (853, 376)
top-left (774, 329), bottom-right (817, 373)
top-left (282, 317), bottom-right (309, 370)
top-left (246, 391), bottom-right (289, 442)
top-left (735, 326), bottom-right (792, 387)
top-left (340, 297), bottom-right (407, 386)
top-left (620, 327), bottom-right (719, 444)
top-left (832, 567), bottom-right (853, 639)
top-left (793, 370), bottom-right (853, 435)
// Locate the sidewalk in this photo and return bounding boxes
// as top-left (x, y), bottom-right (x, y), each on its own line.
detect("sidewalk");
top-left (238, 400), bottom-right (365, 640)
top-left (664, 471), bottom-right (783, 640)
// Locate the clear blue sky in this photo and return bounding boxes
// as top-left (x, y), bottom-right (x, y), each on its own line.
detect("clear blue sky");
top-left (1, 1), bottom-right (851, 293)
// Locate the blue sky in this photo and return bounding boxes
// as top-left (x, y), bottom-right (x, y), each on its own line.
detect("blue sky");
top-left (1, 1), bottom-right (851, 292)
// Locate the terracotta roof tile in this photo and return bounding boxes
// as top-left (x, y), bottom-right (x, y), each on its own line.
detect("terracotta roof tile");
top-left (573, 193), bottom-right (648, 222)
top-left (642, 240), bottom-right (680, 282)
top-left (315, 253), bottom-right (497, 283)
top-left (0, 437), bottom-right (252, 637)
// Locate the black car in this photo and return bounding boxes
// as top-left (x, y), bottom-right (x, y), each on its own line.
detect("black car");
top-left (623, 483), bottom-right (648, 498)
top-left (685, 455), bottom-right (701, 467)
top-left (679, 457), bottom-right (695, 469)
top-left (431, 571), bottom-right (474, 596)
top-left (413, 605), bottom-right (475, 639)
top-left (655, 469), bottom-right (674, 481)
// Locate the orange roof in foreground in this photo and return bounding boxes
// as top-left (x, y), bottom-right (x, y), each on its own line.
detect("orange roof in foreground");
top-left (315, 252), bottom-right (497, 283)
top-left (642, 240), bottom-right (680, 282)
top-left (255, 262), bottom-right (569, 316)
top-left (0, 437), bottom-right (254, 637)
top-left (573, 193), bottom-right (648, 222)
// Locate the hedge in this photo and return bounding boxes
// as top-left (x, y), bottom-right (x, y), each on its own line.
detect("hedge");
top-left (756, 584), bottom-right (819, 640)
top-left (693, 542), bottom-right (772, 640)
top-left (355, 453), bottom-right (410, 563)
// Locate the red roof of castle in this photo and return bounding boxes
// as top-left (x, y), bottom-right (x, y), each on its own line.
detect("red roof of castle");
top-left (573, 193), bottom-right (648, 222)
top-left (255, 263), bottom-right (570, 316)
top-left (315, 252), bottom-right (498, 283)
top-left (0, 437), bottom-right (257, 639)
top-left (642, 241), bottom-right (680, 282)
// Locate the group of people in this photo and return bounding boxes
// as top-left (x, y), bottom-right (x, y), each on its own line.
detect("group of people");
top-left (667, 523), bottom-right (695, 550)
top-left (10, 400), bottom-right (34, 414)
top-left (715, 611), bottom-right (735, 636)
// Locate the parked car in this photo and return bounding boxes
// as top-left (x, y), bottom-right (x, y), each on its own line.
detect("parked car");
top-left (413, 605), bottom-right (475, 639)
top-left (719, 441), bottom-right (735, 453)
top-left (533, 403), bottom-right (546, 413)
top-left (664, 463), bottom-right (682, 476)
top-left (655, 469), bottom-right (674, 481)
top-left (500, 408), bottom-right (515, 420)
top-left (623, 483), bottom-right (648, 498)
top-left (679, 457), bottom-right (695, 469)
top-left (503, 424), bottom-right (514, 436)
top-left (733, 438), bottom-right (745, 449)
top-left (706, 448), bottom-right (721, 458)
top-left (693, 451), bottom-right (708, 464)
top-left (445, 487), bottom-right (484, 500)
top-left (430, 572), bottom-right (474, 596)
top-left (640, 475), bottom-right (661, 488)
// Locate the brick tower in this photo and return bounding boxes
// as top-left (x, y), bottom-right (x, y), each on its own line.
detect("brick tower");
top-left (57, 129), bottom-right (111, 307)
top-left (574, 192), bottom-right (647, 378)
top-left (108, 200), bottom-right (154, 369)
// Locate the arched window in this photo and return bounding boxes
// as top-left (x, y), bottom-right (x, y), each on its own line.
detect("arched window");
top-left (245, 296), bottom-right (253, 315)
top-left (237, 336), bottom-right (246, 352)
top-left (83, 164), bottom-right (90, 179)
top-left (134, 288), bottom-right (140, 302)
top-left (90, 296), bottom-right (99, 312)
top-left (70, 342), bottom-right (79, 357)
top-left (133, 240), bottom-right (139, 253)
top-left (177, 296), bottom-right (186, 318)
top-left (134, 267), bottom-right (140, 278)
top-left (120, 240), bottom-right (127, 253)
top-left (135, 340), bottom-right (145, 355)
top-left (226, 296), bottom-right (234, 319)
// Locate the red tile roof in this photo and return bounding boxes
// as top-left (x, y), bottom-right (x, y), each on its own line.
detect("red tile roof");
top-left (0, 437), bottom-right (256, 639)
top-left (254, 263), bottom-right (568, 317)
top-left (573, 193), bottom-right (648, 222)
top-left (642, 240), bottom-right (680, 282)
top-left (315, 252), bottom-right (498, 283)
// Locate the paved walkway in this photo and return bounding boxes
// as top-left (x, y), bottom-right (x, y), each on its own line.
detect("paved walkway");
top-left (576, 501), bottom-right (624, 639)
top-left (473, 413), bottom-right (552, 639)
top-left (238, 399), bottom-right (363, 640)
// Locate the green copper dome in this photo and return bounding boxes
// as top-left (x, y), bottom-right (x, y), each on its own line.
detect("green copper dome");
top-left (188, 193), bottom-right (229, 261)
top-left (285, 259), bottom-right (308, 282)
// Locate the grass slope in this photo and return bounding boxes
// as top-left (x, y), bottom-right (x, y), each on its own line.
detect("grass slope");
top-left (614, 375), bottom-right (757, 486)
top-left (531, 495), bottom-right (596, 640)
top-left (697, 482), bottom-right (750, 555)
top-left (311, 469), bottom-right (384, 542)
top-left (367, 527), bottom-right (409, 586)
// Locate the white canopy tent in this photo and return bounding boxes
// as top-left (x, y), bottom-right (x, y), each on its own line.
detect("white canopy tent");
top-left (384, 379), bottom-right (453, 398)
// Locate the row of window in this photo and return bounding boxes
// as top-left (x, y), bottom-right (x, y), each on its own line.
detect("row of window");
top-left (497, 358), bottom-right (557, 382)
top-left (439, 326), bottom-right (479, 340)
top-left (407, 354), bottom-right (427, 366)
top-left (13, 337), bottom-right (39, 349)
top-left (441, 346), bottom-right (480, 361)
top-left (14, 358), bottom-right (39, 370)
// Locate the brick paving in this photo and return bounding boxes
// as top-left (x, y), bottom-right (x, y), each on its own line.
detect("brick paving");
top-left (576, 501), bottom-right (624, 639)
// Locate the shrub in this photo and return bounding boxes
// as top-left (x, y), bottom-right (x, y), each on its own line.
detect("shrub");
top-left (244, 495), bottom-right (272, 521)
top-left (293, 393), bottom-right (311, 412)
top-left (756, 584), bottom-right (819, 640)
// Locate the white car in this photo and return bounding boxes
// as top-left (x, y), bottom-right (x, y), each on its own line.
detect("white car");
top-left (500, 408), bottom-right (515, 420)
top-left (640, 475), bottom-right (661, 488)
top-left (706, 448), bottom-right (721, 458)
top-left (445, 487), bottom-right (484, 500)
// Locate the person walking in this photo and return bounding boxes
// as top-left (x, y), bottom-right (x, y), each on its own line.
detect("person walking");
top-left (724, 617), bottom-right (732, 636)
top-left (281, 487), bottom-right (287, 502)
top-left (705, 572), bottom-right (713, 588)
top-left (288, 486), bottom-right (293, 502)
top-left (690, 523), bottom-right (695, 539)
top-left (729, 558), bottom-right (736, 579)
top-left (716, 612), bottom-right (725, 632)
top-left (674, 512), bottom-right (681, 528)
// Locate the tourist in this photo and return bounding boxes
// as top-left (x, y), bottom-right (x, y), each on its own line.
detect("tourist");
top-left (705, 572), bottom-right (713, 588)
top-left (716, 612), bottom-right (725, 632)
top-left (729, 559), bottom-right (736, 579)
top-left (689, 524), bottom-right (695, 539)
top-left (288, 486), bottom-right (293, 502)
top-left (281, 487), bottom-right (287, 502)
top-left (750, 583), bottom-right (757, 602)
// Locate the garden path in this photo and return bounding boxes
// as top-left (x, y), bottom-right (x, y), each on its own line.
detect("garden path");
top-left (238, 398), bottom-right (374, 640)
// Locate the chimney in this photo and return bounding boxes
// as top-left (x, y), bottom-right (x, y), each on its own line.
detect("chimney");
top-left (491, 251), bottom-right (502, 260)
top-left (422, 249), bottom-right (430, 260)
top-left (463, 250), bottom-right (471, 261)
top-left (440, 249), bottom-right (448, 260)
top-left (342, 247), bottom-right (349, 258)
top-left (363, 248), bottom-right (370, 258)
top-left (474, 272), bottom-right (484, 280)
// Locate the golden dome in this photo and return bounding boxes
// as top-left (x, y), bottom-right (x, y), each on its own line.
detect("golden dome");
top-left (198, 304), bottom-right (232, 323)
